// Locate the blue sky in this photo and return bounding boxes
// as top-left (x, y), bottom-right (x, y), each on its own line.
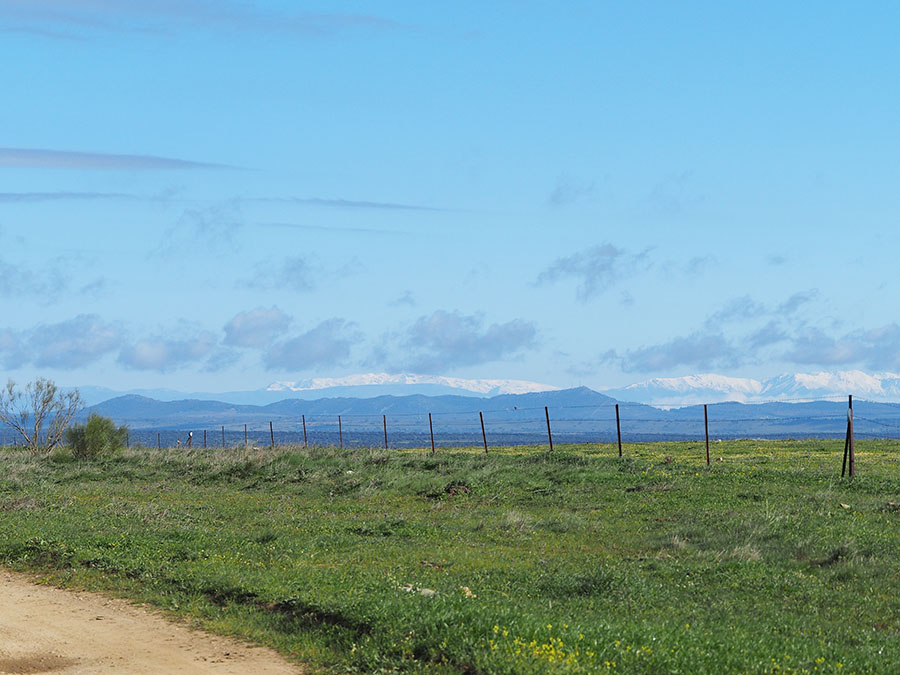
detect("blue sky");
top-left (2, 1), bottom-right (900, 392)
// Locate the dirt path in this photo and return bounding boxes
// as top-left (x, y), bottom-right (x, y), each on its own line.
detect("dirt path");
top-left (0, 570), bottom-right (304, 674)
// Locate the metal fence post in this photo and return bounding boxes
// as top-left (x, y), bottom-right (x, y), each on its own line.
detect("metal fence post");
top-left (545, 406), bottom-right (553, 452)
top-left (616, 404), bottom-right (622, 457)
top-left (429, 412), bottom-right (435, 454)
top-left (480, 411), bottom-right (488, 453)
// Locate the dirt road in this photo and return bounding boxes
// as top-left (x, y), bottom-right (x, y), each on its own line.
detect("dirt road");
top-left (0, 570), bottom-right (304, 674)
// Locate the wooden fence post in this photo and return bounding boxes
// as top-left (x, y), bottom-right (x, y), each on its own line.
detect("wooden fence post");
top-left (157, 432), bottom-right (160, 450)
top-left (244, 423), bottom-right (247, 446)
top-left (203, 429), bottom-right (207, 449)
top-left (338, 415), bottom-right (343, 449)
top-left (270, 421), bottom-right (275, 448)
top-left (383, 415), bottom-right (388, 450)
top-left (302, 414), bottom-right (308, 448)
top-left (221, 426), bottom-right (225, 448)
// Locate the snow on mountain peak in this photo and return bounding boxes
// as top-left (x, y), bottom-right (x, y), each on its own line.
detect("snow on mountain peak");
top-left (266, 373), bottom-right (560, 396)
top-left (626, 373), bottom-right (763, 395)
top-left (792, 370), bottom-right (884, 394)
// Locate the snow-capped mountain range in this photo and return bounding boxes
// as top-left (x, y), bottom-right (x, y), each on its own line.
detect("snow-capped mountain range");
top-left (603, 370), bottom-right (900, 407)
top-left (266, 373), bottom-right (559, 396)
top-left (74, 370), bottom-right (900, 409)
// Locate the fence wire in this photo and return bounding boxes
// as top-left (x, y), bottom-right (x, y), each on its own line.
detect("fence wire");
top-left (2, 397), bottom-right (895, 450)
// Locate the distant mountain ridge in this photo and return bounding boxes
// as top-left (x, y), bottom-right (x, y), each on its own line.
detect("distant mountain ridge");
top-left (72, 370), bottom-right (900, 410)
top-left (73, 385), bottom-right (900, 447)
top-left (85, 386), bottom-right (621, 430)
top-left (74, 374), bottom-right (558, 407)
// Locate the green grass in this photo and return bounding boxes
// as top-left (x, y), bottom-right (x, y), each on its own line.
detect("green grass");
top-left (1, 439), bottom-right (899, 673)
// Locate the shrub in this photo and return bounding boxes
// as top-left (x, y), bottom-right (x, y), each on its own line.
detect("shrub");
top-left (65, 414), bottom-right (128, 459)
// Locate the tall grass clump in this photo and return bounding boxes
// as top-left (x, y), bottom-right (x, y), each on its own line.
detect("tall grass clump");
top-left (64, 414), bottom-right (128, 459)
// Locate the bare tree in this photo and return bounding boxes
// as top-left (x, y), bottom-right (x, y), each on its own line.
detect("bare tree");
top-left (0, 378), bottom-right (83, 454)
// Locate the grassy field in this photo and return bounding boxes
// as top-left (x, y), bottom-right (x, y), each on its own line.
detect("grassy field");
top-left (0, 439), bottom-right (899, 673)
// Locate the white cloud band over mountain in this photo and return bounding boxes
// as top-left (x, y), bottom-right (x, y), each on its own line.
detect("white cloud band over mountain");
top-left (603, 370), bottom-right (900, 407)
top-left (266, 373), bottom-right (560, 396)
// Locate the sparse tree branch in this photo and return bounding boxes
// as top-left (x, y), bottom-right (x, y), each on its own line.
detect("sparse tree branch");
top-left (0, 378), bottom-right (83, 454)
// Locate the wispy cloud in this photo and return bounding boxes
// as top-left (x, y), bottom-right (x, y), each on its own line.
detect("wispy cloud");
top-left (0, 191), bottom-right (136, 202)
top-left (252, 197), bottom-right (447, 212)
top-left (537, 243), bottom-right (653, 300)
top-left (260, 222), bottom-right (407, 236)
top-left (604, 333), bottom-right (740, 373)
top-left (0, 1), bottom-right (403, 39)
top-left (382, 310), bottom-right (538, 373)
top-left (0, 257), bottom-right (67, 300)
top-left (646, 171), bottom-right (703, 216)
top-left (778, 323), bottom-right (900, 371)
top-left (202, 347), bottom-right (242, 373)
top-left (704, 291), bottom-right (818, 329)
top-left (244, 256), bottom-right (317, 293)
top-left (155, 203), bottom-right (243, 255)
top-left (547, 174), bottom-right (595, 207)
top-left (0, 147), bottom-right (231, 170)
top-left (604, 291), bottom-right (824, 373)
top-left (685, 255), bottom-right (716, 276)
top-left (389, 291), bottom-right (417, 307)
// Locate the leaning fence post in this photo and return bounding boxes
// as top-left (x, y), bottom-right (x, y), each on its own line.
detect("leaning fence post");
top-left (615, 404), bottom-right (622, 457)
top-left (545, 406), bottom-right (554, 452)
top-left (429, 412), bottom-right (435, 454)
top-left (842, 395), bottom-right (854, 478)
top-left (480, 411), bottom-right (488, 453)
top-left (704, 404), bottom-right (710, 466)
top-left (383, 414), bottom-right (388, 450)
top-left (302, 414), bottom-right (308, 448)
top-left (270, 421), bottom-right (275, 448)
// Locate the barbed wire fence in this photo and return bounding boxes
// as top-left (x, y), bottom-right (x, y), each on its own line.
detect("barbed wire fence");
top-left (2, 394), bottom-right (890, 457)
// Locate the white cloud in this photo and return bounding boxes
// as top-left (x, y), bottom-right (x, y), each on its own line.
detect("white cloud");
top-left (118, 330), bottom-right (216, 372)
top-left (385, 310), bottom-right (538, 373)
top-left (263, 319), bottom-right (360, 371)
top-left (223, 307), bottom-right (291, 348)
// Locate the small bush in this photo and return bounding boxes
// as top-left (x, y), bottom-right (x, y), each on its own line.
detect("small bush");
top-left (65, 414), bottom-right (128, 459)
